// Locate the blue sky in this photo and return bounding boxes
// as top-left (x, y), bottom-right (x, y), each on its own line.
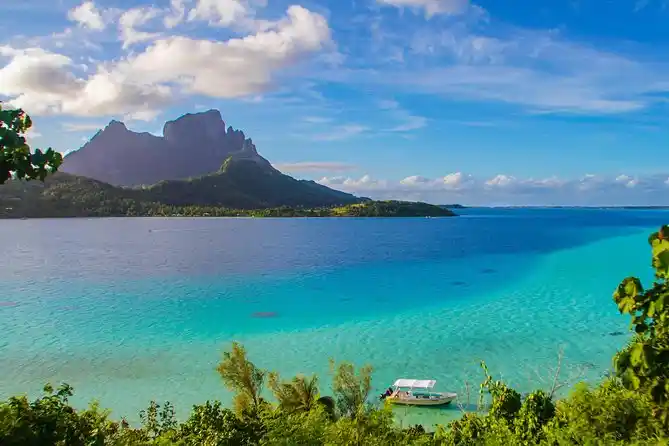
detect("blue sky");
top-left (1, 0), bottom-right (669, 205)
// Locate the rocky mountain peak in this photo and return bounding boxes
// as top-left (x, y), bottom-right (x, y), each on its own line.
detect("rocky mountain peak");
top-left (61, 109), bottom-right (274, 186)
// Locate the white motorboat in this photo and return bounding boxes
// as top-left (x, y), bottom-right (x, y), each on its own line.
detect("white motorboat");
top-left (380, 379), bottom-right (457, 407)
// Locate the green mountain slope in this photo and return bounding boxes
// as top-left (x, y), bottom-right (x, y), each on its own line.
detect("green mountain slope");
top-left (145, 158), bottom-right (362, 208)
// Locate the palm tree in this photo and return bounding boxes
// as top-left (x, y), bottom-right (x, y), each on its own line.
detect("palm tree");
top-left (216, 342), bottom-right (266, 415)
top-left (329, 359), bottom-right (373, 418)
top-left (268, 373), bottom-right (321, 412)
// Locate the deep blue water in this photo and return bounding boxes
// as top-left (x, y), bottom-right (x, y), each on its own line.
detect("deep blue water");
top-left (1, 208), bottom-right (668, 426)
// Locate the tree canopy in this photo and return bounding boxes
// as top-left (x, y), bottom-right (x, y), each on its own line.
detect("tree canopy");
top-left (0, 105), bottom-right (62, 184)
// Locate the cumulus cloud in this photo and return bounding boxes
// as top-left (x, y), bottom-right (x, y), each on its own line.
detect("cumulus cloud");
top-left (400, 175), bottom-right (431, 185)
top-left (319, 174), bottom-right (387, 189)
top-left (67, 1), bottom-right (106, 30)
top-left (399, 172), bottom-right (474, 190)
top-left (441, 172), bottom-right (475, 189)
top-left (317, 172), bottom-right (669, 205)
top-left (188, 0), bottom-right (248, 27)
top-left (0, 46), bottom-right (171, 120)
top-left (377, 0), bottom-right (471, 17)
top-left (117, 5), bottom-right (330, 98)
top-left (0, 4), bottom-right (331, 120)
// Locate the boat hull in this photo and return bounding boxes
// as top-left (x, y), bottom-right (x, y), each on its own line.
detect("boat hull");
top-left (386, 396), bottom-right (456, 407)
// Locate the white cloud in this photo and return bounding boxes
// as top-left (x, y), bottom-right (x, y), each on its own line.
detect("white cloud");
top-left (164, 0), bottom-right (189, 28)
top-left (188, 0), bottom-right (248, 27)
top-left (0, 4), bottom-right (331, 120)
top-left (319, 174), bottom-right (387, 189)
top-left (273, 161), bottom-right (357, 172)
top-left (377, 0), bottom-right (471, 17)
top-left (400, 175), bottom-right (431, 185)
top-left (67, 1), bottom-right (106, 30)
top-left (485, 174), bottom-right (515, 187)
top-left (0, 47), bottom-right (172, 120)
top-left (441, 172), bottom-right (474, 189)
top-left (186, 0), bottom-right (275, 32)
top-left (615, 174), bottom-right (639, 188)
top-left (397, 172), bottom-right (474, 191)
top-left (119, 6), bottom-right (162, 48)
top-left (318, 172), bottom-right (669, 205)
top-left (115, 5), bottom-right (331, 97)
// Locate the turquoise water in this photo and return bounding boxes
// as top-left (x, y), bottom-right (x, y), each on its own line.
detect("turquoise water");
top-left (1, 209), bottom-right (667, 428)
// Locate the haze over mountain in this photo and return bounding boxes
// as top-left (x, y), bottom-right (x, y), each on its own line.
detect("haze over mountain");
top-left (61, 110), bottom-right (275, 186)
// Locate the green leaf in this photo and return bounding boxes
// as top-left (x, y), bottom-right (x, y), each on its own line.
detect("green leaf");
top-left (629, 343), bottom-right (645, 367)
top-left (652, 238), bottom-right (669, 279)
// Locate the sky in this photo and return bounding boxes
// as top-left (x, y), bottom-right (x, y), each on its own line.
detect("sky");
top-left (1, 0), bottom-right (669, 206)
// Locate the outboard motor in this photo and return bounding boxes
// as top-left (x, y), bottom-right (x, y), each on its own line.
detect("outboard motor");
top-left (379, 387), bottom-right (393, 400)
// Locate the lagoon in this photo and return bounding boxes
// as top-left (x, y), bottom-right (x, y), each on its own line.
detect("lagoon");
top-left (1, 208), bottom-right (667, 427)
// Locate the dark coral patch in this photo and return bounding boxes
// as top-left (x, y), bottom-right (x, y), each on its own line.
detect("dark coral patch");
top-left (252, 311), bottom-right (279, 318)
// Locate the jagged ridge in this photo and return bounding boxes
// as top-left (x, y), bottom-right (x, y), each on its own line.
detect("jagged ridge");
top-left (61, 110), bottom-right (275, 186)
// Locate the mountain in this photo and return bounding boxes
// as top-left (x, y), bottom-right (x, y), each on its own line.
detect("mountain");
top-left (143, 156), bottom-right (362, 208)
top-left (61, 109), bottom-right (276, 186)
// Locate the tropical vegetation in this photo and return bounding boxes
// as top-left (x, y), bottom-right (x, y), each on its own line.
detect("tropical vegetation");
top-left (0, 104), bottom-right (62, 184)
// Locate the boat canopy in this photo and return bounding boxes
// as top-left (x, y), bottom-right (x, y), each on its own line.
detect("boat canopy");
top-left (392, 379), bottom-right (436, 389)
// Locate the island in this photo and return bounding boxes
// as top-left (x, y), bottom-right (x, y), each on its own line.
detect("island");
top-left (0, 109), bottom-right (459, 219)
top-left (0, 173), bottom-right (457, 218)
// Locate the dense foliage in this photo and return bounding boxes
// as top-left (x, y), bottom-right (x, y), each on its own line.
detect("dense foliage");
top-left (613, 225), bottom-right (669, 427)
top-left (0, 105), bottom-right (62, 184)
top-left (2, 225), bottom-right (669, 444)
top-left (0, 172), bottom-right (455, 218)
